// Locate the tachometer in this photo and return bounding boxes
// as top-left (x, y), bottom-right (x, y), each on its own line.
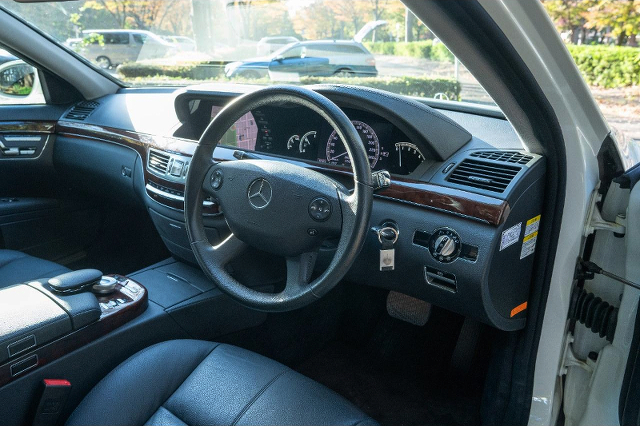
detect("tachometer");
top-left (326, 121), bottom-right (380, 168)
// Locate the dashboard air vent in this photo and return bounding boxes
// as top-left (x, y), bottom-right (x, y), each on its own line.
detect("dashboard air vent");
top-left (447, 159), bottom-right (520, 193)
top-left (148, 149), bottom-right (170, 175)
top-left (63, 101), bottom-right (100, 121)
top-left (470, 150), bottom-right (533, 165)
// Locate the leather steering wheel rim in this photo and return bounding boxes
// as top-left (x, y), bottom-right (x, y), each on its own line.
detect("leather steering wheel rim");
top-left (184, 85), bottom-right (373, 312)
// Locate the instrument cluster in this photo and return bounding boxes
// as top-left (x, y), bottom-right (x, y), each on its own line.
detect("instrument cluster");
top-left (249, 106), bottom-right (427, 176)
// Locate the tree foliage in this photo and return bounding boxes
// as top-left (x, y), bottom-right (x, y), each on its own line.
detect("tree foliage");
top-left (543, 0), bottom-right (640, 46)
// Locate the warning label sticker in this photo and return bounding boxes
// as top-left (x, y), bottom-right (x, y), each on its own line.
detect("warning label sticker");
top-left (500, 222), bottom-right (522, 251)
top-left (524, 215), bottom-right (541, 236)
top-left (520, 215), bottom-right (541, 259)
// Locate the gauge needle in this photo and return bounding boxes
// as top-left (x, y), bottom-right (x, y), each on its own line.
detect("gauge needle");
top-left (330, 152), bottom-right (348, 161)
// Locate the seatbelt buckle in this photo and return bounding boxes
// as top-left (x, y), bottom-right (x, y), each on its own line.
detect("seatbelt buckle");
top-left (32, 379), bottom-right (72, 426)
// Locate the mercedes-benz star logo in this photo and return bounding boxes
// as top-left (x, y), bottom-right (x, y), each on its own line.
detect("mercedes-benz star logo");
top-left (247, 178), bottom-right (273, 209)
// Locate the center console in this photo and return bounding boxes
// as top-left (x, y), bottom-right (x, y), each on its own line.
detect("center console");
top-left (0, 271), bottom-right (147, 387)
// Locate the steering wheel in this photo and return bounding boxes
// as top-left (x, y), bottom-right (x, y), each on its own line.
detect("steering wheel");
top-left (184, 85), bottom-right (373, 312)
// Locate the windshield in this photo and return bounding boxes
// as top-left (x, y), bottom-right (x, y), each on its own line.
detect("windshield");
top-left (0, 0), bottom-right (495, 106)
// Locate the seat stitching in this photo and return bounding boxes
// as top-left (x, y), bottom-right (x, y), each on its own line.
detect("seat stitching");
top-left (69, 341), bottom-right (219, 425)
top-left (231, 369), bottom-right (289, 426)
top-left (351, 418), bottom-right (375, 426)
top-left (0, 252), bottom-right (27, 269)
top-left (160, 406), bottom-right (188, 424)
top-left (160, 342), bottom-right (222, 409)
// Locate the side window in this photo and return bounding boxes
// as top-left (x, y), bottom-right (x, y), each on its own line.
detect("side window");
top-left (308, 46), bottom-right (334, 58)
top-left (132, 34), bottom-right (146, 45)
top-left (104, 33), bottom-right (129, 45)
top-left (282, 46), bottom-right (303, 59)
top-left (0, 47), bottom-right (45, 105)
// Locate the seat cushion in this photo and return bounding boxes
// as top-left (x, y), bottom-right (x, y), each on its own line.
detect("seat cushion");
top-left (66, 340), bottom-right (377, 426)
top-left (0, 249), bottom-right (70, 289)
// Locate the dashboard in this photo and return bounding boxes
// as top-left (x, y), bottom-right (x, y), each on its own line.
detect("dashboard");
top-left (210, 105), bottom-right (426, 176)
top-left (47, 84), bottom-right (547, 332)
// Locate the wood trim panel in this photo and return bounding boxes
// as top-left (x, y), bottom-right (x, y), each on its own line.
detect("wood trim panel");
top-left (56, 121), bottom-right (509, 225)
top-left (0, 278), bottom-right (147, 388)
top-left (0, 121), bottom-right (56, 134)
top-left (377, 182), bottom-right (510, 225)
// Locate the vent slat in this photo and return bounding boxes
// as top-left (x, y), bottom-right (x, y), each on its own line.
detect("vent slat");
top-left (446, 158), bottom-right (521, 193)
top-left (148, 150), bottom-right (170, 175)
top-left (454, 165), bottom-right (518, 179)
top-left (63, 101), bottom-right (100, 121)
top-left (470, 150), bottom-right (533, 165)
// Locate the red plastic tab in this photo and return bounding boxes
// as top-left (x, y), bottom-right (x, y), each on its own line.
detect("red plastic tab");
top-left (43, 379), bottom-right (71, 387)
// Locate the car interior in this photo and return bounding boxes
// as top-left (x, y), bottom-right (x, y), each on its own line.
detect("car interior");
top-left (0, 1), bottom-right (567, 426)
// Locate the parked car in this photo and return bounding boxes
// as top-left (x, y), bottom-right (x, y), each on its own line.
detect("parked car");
top-left (77, 29), bottom-right (175, 69)
top-left (256, 36), bottom-right (299, 56)
top-left (162, 35), bottom-right (196, 52)
top-left (225, 40), bottom-right (377, 79)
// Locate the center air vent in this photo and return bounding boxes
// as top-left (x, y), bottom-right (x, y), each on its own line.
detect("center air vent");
top-left (148, 149), bottom-right (170, 175)
top-left (470, 150), bottom-right (533, 165)
top-left (447, 159), bottom-right (520, 193)
top-left (63, 101), bottom-right (100, 121)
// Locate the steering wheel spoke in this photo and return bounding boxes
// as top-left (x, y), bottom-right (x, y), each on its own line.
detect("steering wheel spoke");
top-left (210, 233), bottom-right (248, 265)
top-left (284, 250), bottom-right (318, 295)
top-left (337, 186), bottom-right (358, 226)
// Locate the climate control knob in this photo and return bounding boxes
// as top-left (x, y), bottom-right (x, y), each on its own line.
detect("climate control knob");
top-left (429, 228), bottom-right (461, 263)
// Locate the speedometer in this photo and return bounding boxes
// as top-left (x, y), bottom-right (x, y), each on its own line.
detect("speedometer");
top-left (326, 121), bottom-right (380, 168)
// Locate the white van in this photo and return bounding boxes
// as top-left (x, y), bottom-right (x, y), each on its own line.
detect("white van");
top-left (78, 29), bottom-right (175, 69)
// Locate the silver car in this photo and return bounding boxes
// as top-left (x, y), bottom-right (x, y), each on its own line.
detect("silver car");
top-left (78, 29), bottom-right (175, 69)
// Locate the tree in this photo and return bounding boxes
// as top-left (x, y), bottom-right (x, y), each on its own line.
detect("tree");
top-left (79, 0), bottom-right (191, 33)
top-left (583, 0), bottom-right (640, 45)
top-left (542, 0), bottom-right (593, 43)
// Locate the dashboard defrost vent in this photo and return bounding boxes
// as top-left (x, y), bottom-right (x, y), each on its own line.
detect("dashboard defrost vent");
top-left (470, 150), bottom-right (533, 165)
top-left (447, 159), bottom-right (520, 193)
top-left (63, 101), bottom-right (100, 121)
top-left (148, 149), bottom-right (170, 175)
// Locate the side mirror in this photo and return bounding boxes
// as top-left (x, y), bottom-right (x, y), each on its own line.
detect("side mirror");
top-left (274, 55), bottom-right (284, 62)
top-left (0, 61), bottom-right (36, 97)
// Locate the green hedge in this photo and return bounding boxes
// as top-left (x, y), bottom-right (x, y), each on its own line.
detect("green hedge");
top-left (120, 43), bottom-right (640, 89)
top-left (300, 76), bottom-right (460, 100)
top-left (567, 45), bottom-right (640, 88)
top-left (364, 40), bottom-right (454, 62)
top-left (117, 63), bottom-right (460, 100)
top-left (118, 62), bottom-right (225, 79)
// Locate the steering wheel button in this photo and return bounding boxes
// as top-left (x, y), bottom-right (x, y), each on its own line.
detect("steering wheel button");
top-left (309, 197), bottom-right (331, 221)
top-left (211, 170), bottom-right (224, 190)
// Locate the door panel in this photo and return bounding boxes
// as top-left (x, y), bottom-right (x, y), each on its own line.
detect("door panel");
top-left (0, 104), bottom-right (103, 265)
top-left (0, 198), bottom-right (101, 263)
top-left (0, 105), bottom-right (66, 194)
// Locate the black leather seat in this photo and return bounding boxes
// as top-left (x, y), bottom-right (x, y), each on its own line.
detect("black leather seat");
top-left (66, 340), bottom-right (377, 426)
top-left (0, 249), bottom-right (70, 289)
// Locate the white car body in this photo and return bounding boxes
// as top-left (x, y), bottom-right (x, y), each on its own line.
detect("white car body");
top-left (472, 1), bottom-right (636, 425)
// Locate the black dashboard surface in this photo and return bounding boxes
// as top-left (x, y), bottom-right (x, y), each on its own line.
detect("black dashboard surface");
top-left (54, 84), bottom-right (545, 331)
